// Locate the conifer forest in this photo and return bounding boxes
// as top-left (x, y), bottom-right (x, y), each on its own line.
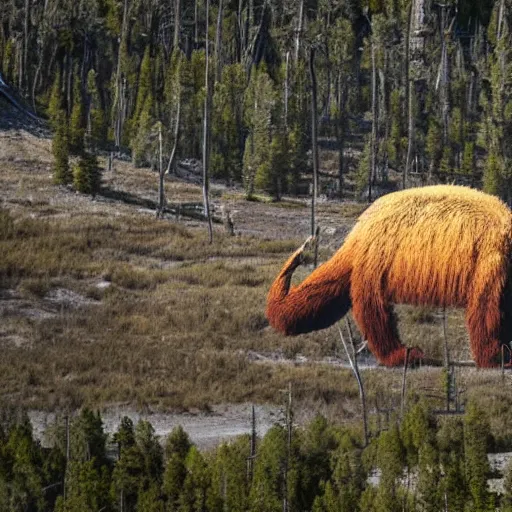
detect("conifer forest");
top-left (2, 0), bottom-right (512, 200)
top-left (1, 403), bottom-right (512, 512)
top-left (5, 0), bottom-right (512, 511)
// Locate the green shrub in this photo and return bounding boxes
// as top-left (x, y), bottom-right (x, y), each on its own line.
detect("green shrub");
top-left (53, 110), bottom-right (72, 185)
top-left (73, 151), bottom-right (102, 196)
top-left (0, 208), bottom-right (15, 240)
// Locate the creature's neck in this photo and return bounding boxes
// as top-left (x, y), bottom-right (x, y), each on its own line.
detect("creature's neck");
top-left (268, 248), bottom-right (304, 302)
top-left (266, 252), bottom-right (352, 335)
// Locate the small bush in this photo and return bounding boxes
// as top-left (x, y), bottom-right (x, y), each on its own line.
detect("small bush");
top-left (52, 110), bottom-right (72, 185)
top-left (233, 275), bottom-right (264, 287)
top-left (409, 306), bottom-right (436, 324)
top-left (110, 265), bottom-right (166, 290)
top-left (243, 312), bottom-right (268, 332)
top-left (73, 151), bottom-right (102, 196)
top-left (0, 209), bottom-right (15, 240)
top-left (19, 277), bottom-right (51, 298)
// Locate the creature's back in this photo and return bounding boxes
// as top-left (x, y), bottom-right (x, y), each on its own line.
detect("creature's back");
top-left (343, 185), bottom-right (512, 307)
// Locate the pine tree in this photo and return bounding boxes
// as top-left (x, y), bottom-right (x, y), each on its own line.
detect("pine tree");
top-left (249, 424), bottom-right (300, 512)
top-left (4, 418), bottom-right (45, 511)
top-left (461, 142), bottom-right (476, 179)
top-left (48, 71), bottom-right (64, 129)
top-left (211, 63), bottom-right (246, 183)
top-left (405, 404), bottom-right (441, 512)
top-left (328, 431), bottom-right (366, 512)
top-left (73, 151), bottom-right (101, 196)
top-left (374, 423), bottom-right (406, 512)
top-left (55, 459), bottom-right (111, 512)
top-left (483, 148), bottom-right (504, 196)
top-left (86, 69), bottom-right (107, 148)
top-left (298, 415), bottom-right (338, 510)
top-left (426, 118), bottom-right (443, 181)
top-left (502, 459), bottom-right (512, 512)
top-left (207, 437), bottom-right (251, 512)
top-left (53, 110), bottom-right (72, 186)
top-left (131, 93), bottom-right (156, 167)
top-left (464, 403), bottom-right (493, 512)
top-left (179, 50), bottom-right (206, 159)
top-left (134, 46), bottom-right (153, 123)
top-left (243, 66), bottom-right (277, 199)
top-left (135, 420), bottom-right (163, 487)
top-left (162, 426), bottom-right (192, 509)
top-left (137, 483), bottom-right (165, 512)
top-left (69, 73), bottom-right (85, 154)
top-left (111, 423), bottom-right (145, 511)
top-left (113, 416), bottom-right (136, 451)
top-left (437, 417), bottom-right (467, 512)
top-left (179, 446), bottom-right (211, 512)
top-left (355, 138), bottom-right (371, 199)
top-left (255, 132), bottom-right (288, 200)
top-left (388, 90), bottom-right (404, 169)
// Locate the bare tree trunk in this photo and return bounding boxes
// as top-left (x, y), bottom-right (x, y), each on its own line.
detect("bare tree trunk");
top-left (203, 0), bottom-right (213, 243)
top-left (440, 6), bottom-right (450, 147)
top-left (166, 95), bottom-right (181, 175)
top-left (158, 90), bottom-right (182, 218)
top-left (156, 123), bottom-right (163, 217)
top-left (64, 415), bottom-right (70, 502)
top-left (283, 382), bottom-right (292, 512)
top-left (284, 51), bottom-right (289, 127)
top-left (400, 348), bottom-right (410, 419)
top-left (442, 308), bottom-right (451, 411)
top-left (294, 0), bottom-right (304, 62)
top-left (498, 0), bottom-right (505, 40)
top-left (337, 71), bottom-right (346, 198)
top-left (236, 0), bottom-right (244, 61)
top-left (338, 320), bottom-right (368, 446)
top-left (404, 0), bottom-right (413, 190)
top-left (173, 0), bottom-right (181, 51)
top-left (247, 404), bottom-right (256, 481)
top-left (32, 0), bottom-right (50, 113)
top-left (22, 0), bottom-right (30, 95)
top-left (215, 0), bottom-right (224, 83)
top-left (369, 29), bottom-right (377, 202)
top-left (114, 0), bottom-right (129, 151)
top-left (309, 47), bottom-right (319, 267)
top-left (194, 0), bottom-right (198, 47)
top-left (406, 0), bottom-right (429, 186)
top-left (66, 54), bottom-right (73, 116)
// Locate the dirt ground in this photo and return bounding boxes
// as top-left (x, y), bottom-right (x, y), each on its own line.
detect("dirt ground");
top-left (29, 403), bottom-right (282, 450)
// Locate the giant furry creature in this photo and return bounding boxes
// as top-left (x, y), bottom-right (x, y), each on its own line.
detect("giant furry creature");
top-left (266, 185), bottom-right (512, 368)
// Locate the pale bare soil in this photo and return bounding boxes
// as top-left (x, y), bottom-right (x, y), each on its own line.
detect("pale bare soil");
top-left (30, 403), bottom-right (281, 450)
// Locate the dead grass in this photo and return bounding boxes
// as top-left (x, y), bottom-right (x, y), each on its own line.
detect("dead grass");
top-left (1, 134), bottom-right (512, 443)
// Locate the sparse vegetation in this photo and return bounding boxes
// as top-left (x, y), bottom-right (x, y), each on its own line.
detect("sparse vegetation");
top-left (0, 141), bottom-right (511, 442)
top-left (1, 123), bottom-right (512, 459)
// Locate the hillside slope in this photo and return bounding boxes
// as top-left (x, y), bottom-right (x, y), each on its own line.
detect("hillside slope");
top-left (1, 119), bottom-right (512, 444)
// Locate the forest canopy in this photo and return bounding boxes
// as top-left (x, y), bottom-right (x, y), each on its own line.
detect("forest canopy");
top-left (1, 0), bottom-right (511, 201)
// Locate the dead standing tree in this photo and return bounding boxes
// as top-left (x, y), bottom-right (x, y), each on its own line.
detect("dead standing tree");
top-left (309, 46), bottom-right (319, 267)
top-left (156, 88), bottom-right (181, 218)
top-left (405, 0), bottom-right (430, 188)
top-left (338, 319), bottom-right (369, 446)
top-left (113, 0), bottom-right (129, 153)
top-left (203, 0), bottom-right (214, 243)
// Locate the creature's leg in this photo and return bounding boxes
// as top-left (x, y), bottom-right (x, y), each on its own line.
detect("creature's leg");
top-left (465, 302), bottom-right (502, 368)
top-left (351, 285), bottom-right (423, 367)
top-left (500, 277), bottom-right (512, 365)
top-left (466, 274), bottom-right (511, 368)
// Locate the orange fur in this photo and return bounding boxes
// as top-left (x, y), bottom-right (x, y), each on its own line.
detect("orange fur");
top-left (266, 185), bottom-right (512, 368)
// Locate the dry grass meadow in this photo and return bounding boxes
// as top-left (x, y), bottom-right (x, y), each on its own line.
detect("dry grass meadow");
top-left (2, 123), bottom-right (512, 443)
